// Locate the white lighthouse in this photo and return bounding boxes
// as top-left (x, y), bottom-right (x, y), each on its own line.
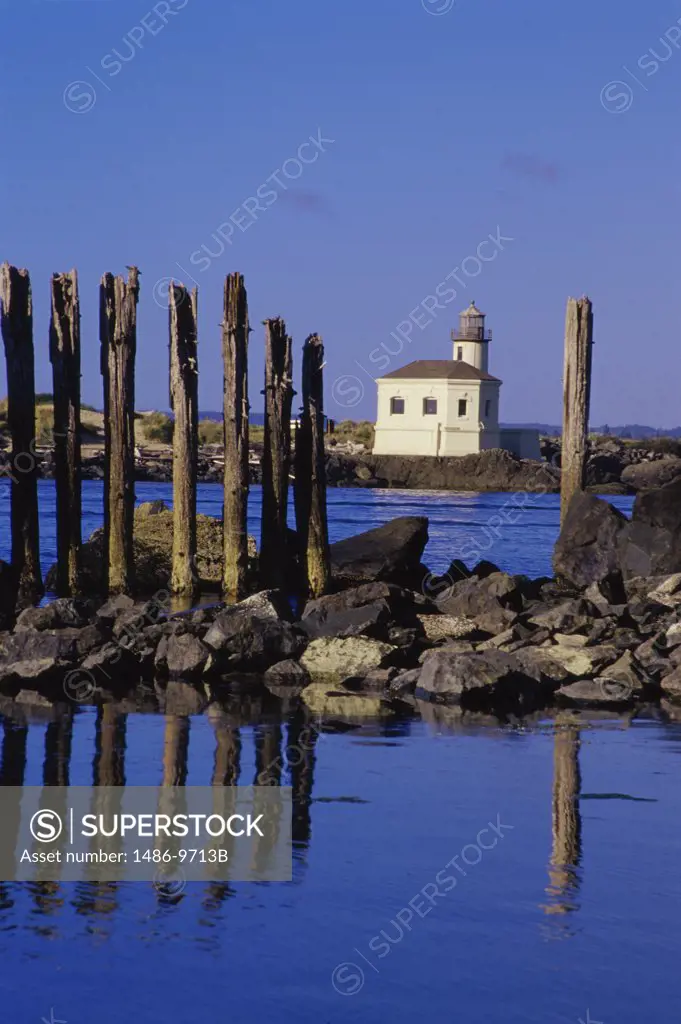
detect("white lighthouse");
top-left (451, 301), bottom-right (491, 373)
top-left (372, 302), bottom-right (540, 459)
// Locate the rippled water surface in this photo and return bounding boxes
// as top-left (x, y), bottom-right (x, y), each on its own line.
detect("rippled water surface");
top-left (2, 482), bottom-right (679, 1024)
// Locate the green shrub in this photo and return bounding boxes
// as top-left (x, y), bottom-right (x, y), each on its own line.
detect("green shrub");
top-left (332, 419), bottom-right (375, 447)
top-left (143, 412), bottom-right (174, 444)
top-left (198, 419), bottom-right (223, 445)
top-left (35, 406), bottom-right (55, 444)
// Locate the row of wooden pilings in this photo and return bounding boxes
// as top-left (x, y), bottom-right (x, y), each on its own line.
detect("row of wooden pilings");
top-left (0, 264), bottom-right (330, 607)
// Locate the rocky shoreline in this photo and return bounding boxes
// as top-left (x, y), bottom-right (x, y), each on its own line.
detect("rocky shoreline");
top-left (9, 435), bottom-right (681, 494)
top-left (2, 474), bottom-right (681, 723)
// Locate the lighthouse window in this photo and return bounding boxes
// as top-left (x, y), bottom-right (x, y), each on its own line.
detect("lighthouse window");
top-left (423, 398), bottom-right (437, 415)
top-left (485, 399), bottom-right (491, 417)
top-left (458, 399), bottom-right (467, 418)
top-left (457, 346), bottom-right (463, 361)
top-left (390, 397), bottom-right (405, 415)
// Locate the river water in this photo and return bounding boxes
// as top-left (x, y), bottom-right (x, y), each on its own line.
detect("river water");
top-left (2, 482), bottom-right (681, 1024)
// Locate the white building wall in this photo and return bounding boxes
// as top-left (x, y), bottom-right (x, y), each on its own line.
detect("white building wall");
top-left (374, 378), bottom-right (504, 456)
top-left (451, 340), bottom-right (489, 372)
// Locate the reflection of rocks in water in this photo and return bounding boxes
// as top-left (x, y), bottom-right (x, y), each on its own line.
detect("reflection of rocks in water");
top-left (300, 683), bottom-right (390, 723)
top-left (540, 723), bottom-right (582, 934)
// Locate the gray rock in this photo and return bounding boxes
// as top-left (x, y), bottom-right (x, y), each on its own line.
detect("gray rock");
top-left (553, 492), bottom-right (628, 588)
top-left (437, 572), bottom-right (522, 634)
top-left (204, 609), bottom-right (305, 673)
top-left (634, 635), bottom-right (669, 679)
top-left (329, 516), bottom-right (428, 586)
top-left (263, 659), bottom-right (311, 687)
top-left (619, 476), bottom-right (681, 579)
top-left (344, 667), bottom-right (399, 692)
top-left (621, 458), bottom-right (681, 492)
top-left (539, 642), bottom-right (619, 677)
top-left (660, 664), bottom-right (681, 699)
top-left (528, 598), bottom-right (595, 634)
top-left (15, 598), bottom-right (93, 632)
top-left (300, 636), bottom-right (396, 680)
top-left (235, 590), bottom-right (293, 621)
top-left (389, 668), bottom-right (422, 697)
top-left (416, 649), bottom-right (547, 709)
top-left (157, 632), bottom-right (209, 680)
top-left (301, 599), bottom-right (393, 639)
top-left (512, 646), bottom-right (572, 686)
top-left (95, 594), bottom-right (136, 626)
top-left (599, 650), bottom-right (650, 697)
top-left (556, 679), bottom-right (634, 707)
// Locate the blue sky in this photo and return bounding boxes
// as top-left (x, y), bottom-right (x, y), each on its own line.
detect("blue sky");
top-left (0, 0), bottom-right (679, 425)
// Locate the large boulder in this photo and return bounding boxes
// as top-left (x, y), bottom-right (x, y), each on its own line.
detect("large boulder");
top-left (44, 501), bottom-right (257, 595)
top-left (301, 582), bottom-right (418, 639)
top-left (415, 649), bottom-right (549, 710)
top-left (300, 636), bottom-right (396, 680)
top-left (617, 477), bottom-right (681, 579)
top-left (0, 627), bottom-right (106, 691)
top-left (363, 450), bottom-right (559, 492)
top-left (436, 573), bottom-right (523, 634)
top-left (329, 517), bottom-right (428, 586)
top-left (155, 632), bottom-right (209, 681)
top-left (15, 598), bottom-right (93, 632)
top-left (553, 492), bottom-right (628, 588)
top-left (203, 608), bottom-right (305, 674)
top-left (621, 458), bottom-right (681, 492)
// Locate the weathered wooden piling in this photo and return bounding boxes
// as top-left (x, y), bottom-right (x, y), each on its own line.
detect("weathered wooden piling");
top-left (169, 282), bottom-right (199, 596)
top-left (260, 318), bottom-right (294, 588)
top-left (0, 263), bottom-right (43, 606)
top-left (294, 334), bottom-right (330, 597)
top-left (49, 270), bottom-right (82, 596)
top-left (560, 296), bottom-right (593, 524)
top-left (222, 273), bottom-right (250, 601)
top-left (100, 268), bottom-right (140, 594)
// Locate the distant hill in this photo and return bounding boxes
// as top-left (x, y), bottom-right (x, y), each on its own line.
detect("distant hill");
top-left (501, 423), bottom-right (681, 439)
top-left (199, 410), bottom-right (265, 426)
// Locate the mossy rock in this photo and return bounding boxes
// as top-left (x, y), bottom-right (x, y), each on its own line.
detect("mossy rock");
top-left (46, 501), bottom-right (257, 596)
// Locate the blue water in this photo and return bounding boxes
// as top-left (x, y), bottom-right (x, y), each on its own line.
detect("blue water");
top-left (3, 482), bottom-right (679, 1024)
top-left (0, 478), bottom-right (635, 579)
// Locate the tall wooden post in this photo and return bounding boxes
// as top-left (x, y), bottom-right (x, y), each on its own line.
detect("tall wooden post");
top-left (295, 334), bottom-right (330, 597)
top-left (100, 268), bottom-right (139, 594)
top-left (560, 296), bottom-right (593, 523)
top-left (49, 270), bottom-right (82, 596)
top-left (260, 317), bottom-right (293, 589)
top-left (222, 273), bottom-right (250, 601)
top-left (0, 263), bottom-right (43, 606)
top-left (169, 282), bottom-right (199, 596)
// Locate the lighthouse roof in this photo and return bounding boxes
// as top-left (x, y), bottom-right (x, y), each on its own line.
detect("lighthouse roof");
top-left (380, 360), bottom-right (500, 382)
top-left (461, 301), bottom-right (485, 317)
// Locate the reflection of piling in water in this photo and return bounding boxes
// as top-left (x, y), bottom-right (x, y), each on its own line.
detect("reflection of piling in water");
top-left (251, 724), bottom-right (284, 879)
top-left (163, 714), bottom-right (190, 786)
top-left (211, 719), bottom-right (241, 787)
top-left (0, 716), bottom-right (27, 906)
top-left (254, 724), bottom-right (283, 787)
top-left (94, 704), bottom-right (127, 787)
top-left (287, 708), bottom-right (318, 851)
top-left (84, 705), bottom-right (127, 900)
top-left (43, 710), bottom-right (74, 787)
top-left (31, 715), bottom-right (74, 900)
top-left (157, 715), bottom-right (190, 873)
top-left (544, 725), bottom-right (582, 917)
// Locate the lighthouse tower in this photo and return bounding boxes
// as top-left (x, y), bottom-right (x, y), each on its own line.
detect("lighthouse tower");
top-left (451, 301), bottom-right (491, 373)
